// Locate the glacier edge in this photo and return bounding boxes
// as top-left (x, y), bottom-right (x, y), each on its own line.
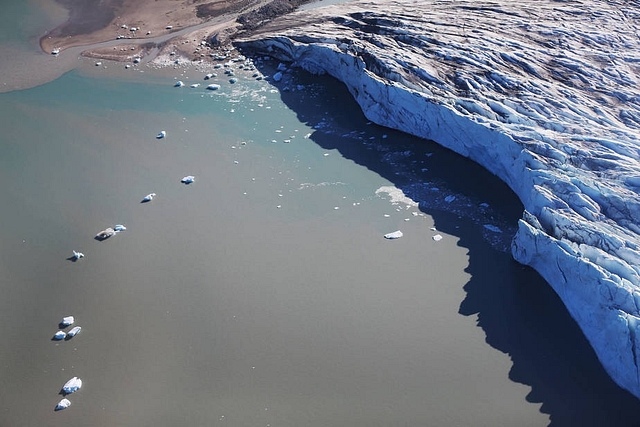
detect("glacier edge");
top-left (235, 0), bottom-right (640, 398)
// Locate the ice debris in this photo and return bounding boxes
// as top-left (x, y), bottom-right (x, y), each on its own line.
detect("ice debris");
top-left (384, 230), bottom-right (403, 239)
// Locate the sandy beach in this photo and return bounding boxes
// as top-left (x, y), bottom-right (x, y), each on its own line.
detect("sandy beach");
top-left (40, 0), bottom-right (311, 62)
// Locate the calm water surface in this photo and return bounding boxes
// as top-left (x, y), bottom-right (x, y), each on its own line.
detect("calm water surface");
top-left (1, 2), bottom-right (640, 426)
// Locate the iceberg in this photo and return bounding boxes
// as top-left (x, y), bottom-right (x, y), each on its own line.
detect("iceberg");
top-left (95, 227), bottom-right (115, 240)
top-left (174, 80), bottom-right (184, 87)
top-left (54, 398), bottom-right (70, 411)
top-left (157, 130), bottom-right (166, 139)
top-left (236, 0), bottom-right (640, 398)
top-left (53, 330), bottom-right (66, 341)
top-left (61, 377), bottom-right (82, 395)
top-left (142, 192), bottom-right (156, 203)
top-left (72, 250), bottom-right (84, 260)
top-left (206, 84), bottom-right (220, 90)
top-left (384, 230), bottom-right (403, 239)
top-left (114, 224), bottom-right (126, 232)
top-left (181, 175), bottom-right (195, 184)
top-left (60, 316), bottom-right (74, 327)
top-left (66, 326), bottom-right (81, 338)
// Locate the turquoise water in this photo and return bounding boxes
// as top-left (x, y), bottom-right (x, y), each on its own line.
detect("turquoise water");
top-left (1, 2), bottom-right (640, 426)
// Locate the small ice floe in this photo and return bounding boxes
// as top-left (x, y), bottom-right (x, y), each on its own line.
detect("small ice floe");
top-left (60, 316), bottom-right (74, 327)
top-left (114, 224), bottom-right (126, 232)
top-left (384, 230), bottom-right (403, 239)
top-left (483, 224), bottom-right (502, 233)
top-left (157, 130), bottom-right (166, 139)
top-left (95, 227), bottom-right (115, 240)
top-left (61, 377), bottom-right (82, 395)
top-left (174, 80), bottom-right (184, 87)
top-left (51, 48), bottom-right (60, 55)
top-left (142, 193), bottom-right (156, 203)
top-left (204, 73), bottom-right (213, 80)
top-left (55, 398), bottom-right (71, 411)
top-left (53, 331), bottom-right (66, 341)
top-left (432, 234), bottom-right (443, 241)
top-left (181, 175), bottom-right (195, 184)
top-left (229, 78), bottom-right (237, 84)
top-left (72, 250), bottom-right (84, 260)
top-left (206, 84), bottom-right (220, 90)
top-left (272, 72), bottom-right (283, 82)
top-left (66, 326), bottom-right (81, 338)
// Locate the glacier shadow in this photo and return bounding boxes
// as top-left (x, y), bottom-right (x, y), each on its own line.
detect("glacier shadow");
top-left (257, 65), bottom-right (640, 425)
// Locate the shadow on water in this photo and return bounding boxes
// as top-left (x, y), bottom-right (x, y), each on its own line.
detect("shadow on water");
top-left (252, 63), bottom-right (640, 426)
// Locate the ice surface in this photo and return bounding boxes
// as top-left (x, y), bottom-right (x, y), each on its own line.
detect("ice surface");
top-left (384, 230), bottom-right (403, 239)
top-left (67, 326), bottom-right (81, 338)
top-left (60, 316), bottom-right (74, 327)
top-left (61, 377), bottom-right (82, 395)
top-left (237, 0), bottom-right (640, 398)
top-left (54, 398), bottom-right (70, 411)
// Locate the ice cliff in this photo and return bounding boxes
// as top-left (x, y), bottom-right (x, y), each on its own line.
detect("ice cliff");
top-left (235, 0), bottom-right (640, 398)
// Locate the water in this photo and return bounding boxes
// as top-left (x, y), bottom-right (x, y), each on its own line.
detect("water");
top-left (1, 1), bottom-right (640, 426)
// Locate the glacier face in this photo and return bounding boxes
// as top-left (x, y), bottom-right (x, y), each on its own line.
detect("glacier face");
top-left (235, 0), bottom-right (640, 398)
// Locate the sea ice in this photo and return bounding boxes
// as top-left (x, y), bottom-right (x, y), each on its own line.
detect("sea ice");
top-left (384, 230), bottom-right (403, 239)
top-left (114, 224), bottom-right (126, 232)
top-left (55, 398), bottom-right (70, 411)
top-left (53, 331), bottom-right (66, 340)
top-left (142, 193), bottom-right (156, 203)
top-left (66, 326), bottom-right (81, 338)
top-left (157, 131), bottom-right (166, 139)
top-left (72, 250), bottom-right (84, 260)
top-left (60, 316), bottom-right (74, 327)
top-left (181, 175), bottom-right (195, 184)
top-left (61, 377), bottom-right (82, 395)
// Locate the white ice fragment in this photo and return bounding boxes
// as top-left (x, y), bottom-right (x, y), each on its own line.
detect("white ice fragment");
top-left (55, 398), bottom-right (71, 411)
top-left (483, 224), bottom-right (503, 233)
top-left (72, 250), bottom-right (84, 260)
top-left (95, 227), bottom-right (115, 240)
top-left (432, 234), bottom-right (443, 241)
top-left (53, 331), bottom-right (66, 340)
top-left (67, 326), bottom-right (81, 338)
top-left (174, 81), bottom-right (184, 87)
top-left (61, 377), bottom-right (82, 395)
top-left (181, 175), bottom-right (195, 184)
top-left (114, 224), bottom-right (126, 232)
top-left (206, 84), bottom-right (220, 90)
top-left (190, 83), bottom-right (200, 88)
top-left (60, 316), bottom-right (74, 327)
top-left (142, 193), bottom-right (156, 202)
top-left (384, 230), bottom-right (403, 239)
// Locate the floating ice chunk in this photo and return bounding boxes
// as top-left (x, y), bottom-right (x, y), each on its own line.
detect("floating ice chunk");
top-left (67, 326), bottom-right (81, 338)
top-left (72, 250), bottom-right (84, 260)
top-left (181, 175), bottom-right (195, 184)
top-left (384, 230), bottom-right (403, 239)
top-left (483, 224), bottom-right (502, 233)
top-left (55, 398), bottom-right (70, 411)
top-left (229, 78), bottom-right (237, 84)
top-left (174, 80), bottom-right (184, 87)
top-left (53, 331), bottom-right (66, 340)
top-left (190, 83), bottom-right (200, 88)
top-left (157, 131), bottom-right (166, 139)
top-left (61, 377), bottom-right (82, 395)
top-left (95, 228), bottom-right (115, 240)
top-left (60, 316), bottom-right (74, 327)
top-left (273, 71), bottom-right (283, 82)
top-left (142, 193), bottom-right (156, 203)
top-left (114, 224), bottom-right (126, 232)
top-left (204, 73), bottom-right (213, 80)
top-left (206, 84), bottom-right (220, 90)
top-left (432, 234), bottom-right (443, 241)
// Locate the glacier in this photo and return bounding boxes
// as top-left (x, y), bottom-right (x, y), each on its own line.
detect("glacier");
top-left (234, 0), bottom-right (640, 398)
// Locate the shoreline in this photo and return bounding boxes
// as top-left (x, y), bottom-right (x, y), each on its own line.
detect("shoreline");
top-left (40, 0), bottom-right (313, 64)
